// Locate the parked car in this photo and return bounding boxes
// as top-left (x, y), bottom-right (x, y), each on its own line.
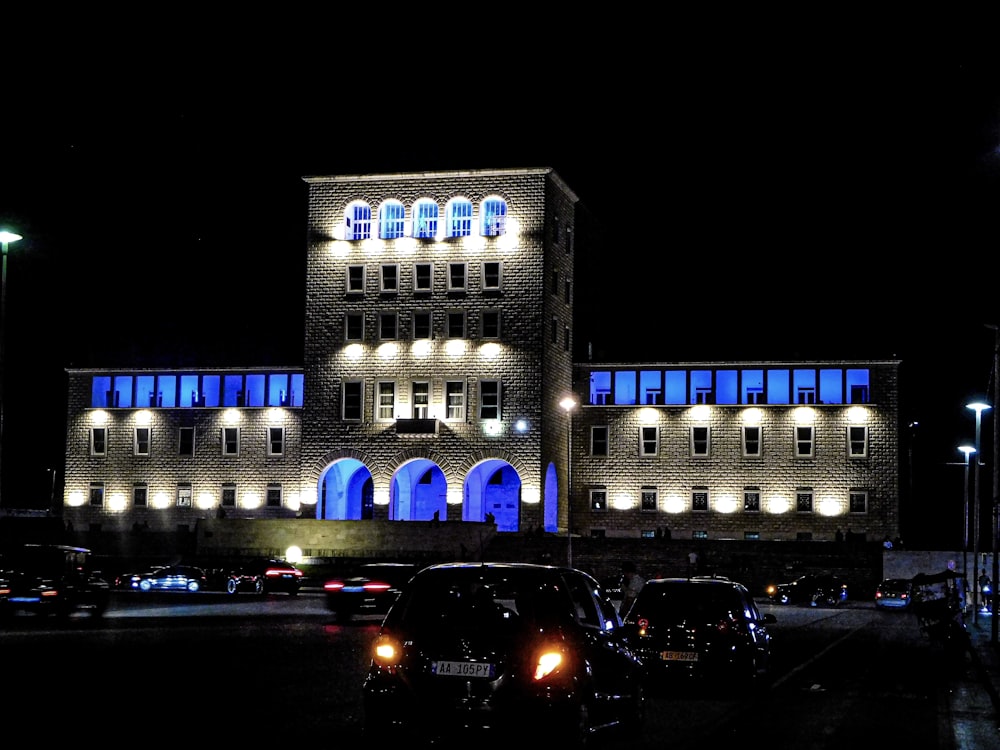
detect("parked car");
top-left (324, 562), bottom-right (418, 623)
top-left (0, 544), bottom-right (111, 620)
top-left (361, 561), bottom-right (646, 745)
top-left (620, 576), bottom-right (775, 689)
top-left (875, 577), bottom-right (914, 609)
top-left (225, 558), bottom-right (303, 595)
top-left (766, 572), bottom-right (849, 606)
top-left (129, 564), bottom-right (207, 592)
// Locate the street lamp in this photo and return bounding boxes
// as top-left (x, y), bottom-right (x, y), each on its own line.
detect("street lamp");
top-left (967, 400), bottom-right (991, 623)
top-left (0, 230), bottom-right (22, 506)
top-left (560, 396), bottom-right (577, 568)
top-left (959, 445), bottom-right (976, 587)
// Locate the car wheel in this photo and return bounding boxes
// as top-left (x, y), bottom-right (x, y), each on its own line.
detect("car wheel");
top-left (779, 593), bottom-right (790, 605)
top-left (139, 579), bottom-right (152, 592)
top-left (226, 578), bottom-right (238, 594)
top-left (254, 578), bottom-right (265, 595)
top-left (187, 580), bottom-right (201, 592)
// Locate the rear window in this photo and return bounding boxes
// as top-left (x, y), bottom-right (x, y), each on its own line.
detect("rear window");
top-left (635, 582), bottom-right (743, 622)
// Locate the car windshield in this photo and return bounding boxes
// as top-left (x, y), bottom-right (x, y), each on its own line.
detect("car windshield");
top-left (635, 583), bottom-right (743, 622)
top-left (391, 567), bottom-right (575, 633)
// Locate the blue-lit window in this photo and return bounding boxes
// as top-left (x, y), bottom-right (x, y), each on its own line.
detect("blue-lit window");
top-left (181, 374), bottom-right (200, 407)
top-left (664, 371), bottom-right (686, 404)
top-left (690, 370), bottom-right (712, 404)
top-left (345, 201), bottom-right (372, 240)
top-left (846, 369), bottom-right (870, 403)
top-left (91, 376), bottom-right (111, 407)
top-left (378, 200), bottom-right (406, 239)
top-left (223, 375), bottom-right (242, 406)
top-left (741, 370), bottom-right (765, 404)
top-left (479, 197), bottom-right (507, 236)
top-left (158, 376), bottom-right (176, 407)
top-left (268, 373), bottom-right (290, 406)
top-left (136, 375), bottom-right (155, 407)
top-left (202, 376), bottom-right (220, 407)
top-left (288, 374), bottom-right (304, 407)
top-left (590, 371), bottom-right (611, 405)
top-left (614, 371), bottom-right (637, 405)
top-left (716, 370), bottom-right (738, 404)
top-left (413, 199), bottom-right (439, 239)
top-left (794, 369), bottom-right (816, 404)
top-left (819, 369), bottom-right (844, 404)
top-left (245, 374), bottom-right (265, 406)
top-left (639, 370), bottom-right (663, 405)
top-left (447, 198), bottom-right (473, 237)
top-left (766, 370), bottom-right (790, 404)
top-left (112, 375), bottom-right (134, 408)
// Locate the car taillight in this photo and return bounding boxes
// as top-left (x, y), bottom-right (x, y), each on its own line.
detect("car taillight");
top-left (363, 581), bottom-right (392, 593)
top-left (372, 634), bottom-right (404, 667)
top-left (265, 567), bottom-right (302, 578)
top-left (324, 581), bottom-right (345, 592)
top-left (532, 644), bottom-right (568, 681)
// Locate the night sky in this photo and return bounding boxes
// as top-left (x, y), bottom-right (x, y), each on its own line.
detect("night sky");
top-left (2, 15), bottom-right (998, 546)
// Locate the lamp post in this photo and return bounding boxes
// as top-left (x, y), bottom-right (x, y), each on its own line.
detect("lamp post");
top-left (959, 445), bottom-right (976, 588)
top-left (560, 396), bottom-right (577, 568)
top-left (968, 400), bottom-right (991, 624)
top-left (0, 230), bottom-right (22, 506)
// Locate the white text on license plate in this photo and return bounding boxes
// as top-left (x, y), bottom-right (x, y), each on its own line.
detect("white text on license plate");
top-left (432, 660), bottom-right (495, 678)
top-left (661, 650), bottom-right (699, 662)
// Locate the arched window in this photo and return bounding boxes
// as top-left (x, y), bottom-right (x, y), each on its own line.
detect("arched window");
top-left (345, 201), bottom-right (372, 241)
top-left (446, 197), bottom-right (473, 238)
top-left (378, 200), bottom-right (406, 239)
top-left (413, 199), bottom-right (439, 239)
top-left (479, 197), bottom-right (507, 236)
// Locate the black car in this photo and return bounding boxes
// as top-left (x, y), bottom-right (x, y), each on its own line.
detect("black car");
top-left (766, 572), bottom-right (849, 606)
top-left (621, 576), bottom-right (775, 689)
top-left (875, 577), bottom-right (914, 609)
top-left (225, 558), bottom-right (303, 595)
top-left (129, 564), bottom-right (207, 592)
top-left (324, 562), bottom-right (418, 623)
top-left (0, 544), bottom-right (111, 620)
top-left (362, 561), bottom-right (646, 745)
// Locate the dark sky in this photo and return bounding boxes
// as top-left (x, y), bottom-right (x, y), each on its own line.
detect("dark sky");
top-left (2, 16), bottom-right (999, 543)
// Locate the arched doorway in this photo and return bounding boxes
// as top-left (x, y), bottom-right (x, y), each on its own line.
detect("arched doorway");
top-left (390, 459), bottom-right (447, 521)
top-left (464, 459), bottom-right (522, 532)
top-left (317, 459), bottom-right (374, 520)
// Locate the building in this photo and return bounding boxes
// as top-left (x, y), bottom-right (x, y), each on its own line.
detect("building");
top-left (60, 168), bottom-right (901, 556)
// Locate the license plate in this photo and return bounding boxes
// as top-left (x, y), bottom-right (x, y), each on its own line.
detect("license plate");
top-left (660, 650), bottom-right (699, 662)
top-left (432, 660), bottom-right (495, 678)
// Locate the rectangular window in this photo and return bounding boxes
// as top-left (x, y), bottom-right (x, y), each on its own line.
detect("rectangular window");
top-left (134, 427), bottom-right (151, 457)
top-left (447, 310), bottom-right (466, 338)
top-left (345, 312), bottom-right (364, 341)
top-left (343, 381), bottom-right (363, 422)
top-left (222, 427), bottom-right (240, 456)
top-left (563, 326), bottom-right (570, 352)
top-left (482, 261), bottom-right (501, 291)
top-left (692, 489), bottom-right (709, 512)
top-left (744, 489), bottom-right (761, 512)
top-left (377, 381), bottom-right (396, 421)
top-left (179, 426), bottom-right (194, 456)
top-left (551, 270), bottom-right (559, 294)
top-left (796, 490), bottom-right (814, 513)
top-left (268, 426), bottom-right (285, 456)
top-left (481, 309), bottom-right (501, 339)
top-left (564, 281), bottom-right (571, 304)
top-left (379, 312), bottom-right (398, 340)
top-left (590, 426), bottom-right (609, 456)
top-left (413, 311), bottom-right (432, 340)
top-left (89, 483), bottom-right (104, 507)
top-left (177, 484), bottom-right (192, 508)
top-left (479, 380), bottom-right (501, 420)
top-left (133, 484), bottom-right (148, 508)
top-left (848, 425), bottom-right (868, 457)
top-left (445, 381), bottom-right (466, 421)
top-left (90, 427), bottom-right (107, 457)
top-left (641, 488), bottom-right (658, 512)
top-left (551, 317), bottom-right (558, 344)
top-left (414, 262), bottom-right (433, 292)
top-left (412, 381), bottom-right (430, 419)
top-left (795, 425), bottom-right (815, 458)
top-left (448, 262), bottom-right (466, 291)
top-left (691, 425), bottom-right (710, 457)
top-left (221, 484), bottom-right (237, 508)
top-left (590, 489), bottom-right (607, 512)
top-left (742, 425), bottom-right (761, 457)
top-left (849, 490), bottom-right (868, 513)
top-left (640, 426), bottom-right (659, 456)
top-left (266, 484), bottom-right (282, 508)
top-left (380, 264), bottom-right (399, 293)
top-left (347, 264), bottom-right (365, 294)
